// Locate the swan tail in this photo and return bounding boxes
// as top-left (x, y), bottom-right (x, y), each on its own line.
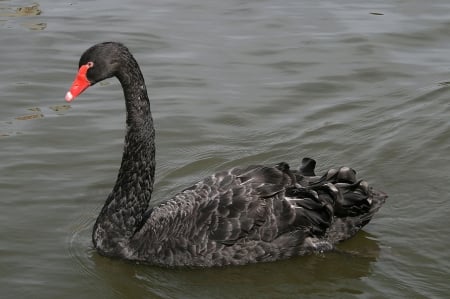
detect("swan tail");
top-left (287, 158), bottom-right (387, 242)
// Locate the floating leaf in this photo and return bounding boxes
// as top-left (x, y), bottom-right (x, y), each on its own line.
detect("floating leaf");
top-left (49, 104), bottom-right (71, 112)
top-left (15, 113), bottom-right (44, 120)
top-left (0, 3), bottom-right (42, 17)
top-left (22, 22), bottom-right (47, 31)
top-left (15, 4), bottom-right (42, 16)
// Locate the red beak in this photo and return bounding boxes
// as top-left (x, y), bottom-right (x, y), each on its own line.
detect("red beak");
top-left (65, 63), bottom-right (92, 102)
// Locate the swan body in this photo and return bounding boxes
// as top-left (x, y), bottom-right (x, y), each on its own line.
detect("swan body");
top-left (66, 42), bottom-right (387, 267)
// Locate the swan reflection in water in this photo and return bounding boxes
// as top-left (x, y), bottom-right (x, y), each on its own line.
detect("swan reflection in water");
top-left (70, 231), bottom-right (381, 298)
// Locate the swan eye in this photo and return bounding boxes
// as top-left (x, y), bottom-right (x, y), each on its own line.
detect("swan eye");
top-left (87, 61), bottom-right (94, 68)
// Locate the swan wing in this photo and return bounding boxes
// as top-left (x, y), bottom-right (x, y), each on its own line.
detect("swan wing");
top-left (131, 160), bottom-right (386, 266)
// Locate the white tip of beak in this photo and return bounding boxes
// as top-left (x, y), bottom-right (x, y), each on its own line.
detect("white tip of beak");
top-left (65, 91), bottom-right (74, 102)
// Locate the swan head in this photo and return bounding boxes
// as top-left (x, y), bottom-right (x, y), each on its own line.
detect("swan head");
top-left (65, 42), bottom-right (127, 102)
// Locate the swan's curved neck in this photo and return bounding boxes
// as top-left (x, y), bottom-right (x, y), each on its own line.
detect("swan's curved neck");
top-left (93, 55), bottom-right (156, 256)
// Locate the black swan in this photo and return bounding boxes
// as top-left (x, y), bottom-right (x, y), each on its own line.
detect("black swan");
top-left (65, 42), bottom-right (387, 267)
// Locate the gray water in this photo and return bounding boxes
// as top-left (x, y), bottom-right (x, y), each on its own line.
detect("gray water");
top-left (1, 0), bottom-right (449, 298)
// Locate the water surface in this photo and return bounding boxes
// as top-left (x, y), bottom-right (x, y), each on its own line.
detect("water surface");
top-left (1, 0), bottom-right (449, 298)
